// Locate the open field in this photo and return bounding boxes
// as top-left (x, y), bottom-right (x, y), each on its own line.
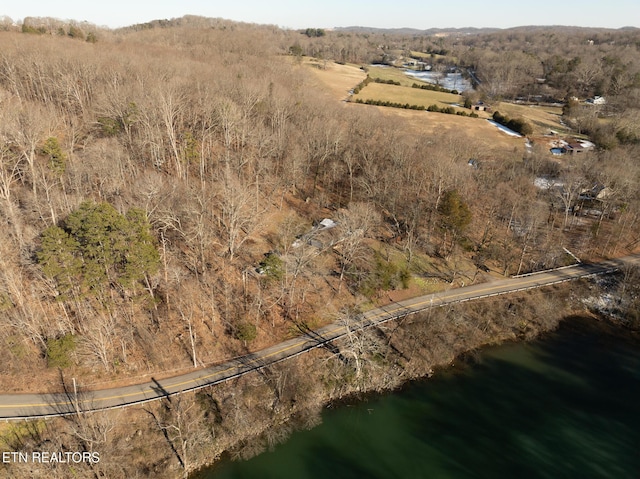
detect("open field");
top-left (353, 82), bottom-right (465, 111)
top-left (493, 102), bottom-right (567, 136)
top-left (409, 51), bottom-right (455, 62)
top-left (410, 50), bottom-right (431, 59)
top-left (302, 58), bottom-right (366, 100)
top-left (304, 59), bottom-right (525, 151)
top-left (388, 50), bottom-right (450, 63)
top-left (366, 65), bottom-right (420, 87)
top-left (307, 61), bottom-right (567, 139)
top-left (374, 107), bottom-right (526, 151)
top-left (365, 66), bottom-right (567, 136)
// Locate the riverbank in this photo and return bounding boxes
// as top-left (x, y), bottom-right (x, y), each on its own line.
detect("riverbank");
top-left (0, 278), bottom-right (628, 479)
top-left (187, 281), bottom-right (591, 476)
top-left (198, 310), bottom-right (640, 478)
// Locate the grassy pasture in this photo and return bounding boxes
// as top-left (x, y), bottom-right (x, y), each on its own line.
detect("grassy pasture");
top-left (353, 82), bottom-right (466, 112)
top-left (377, 107), bottom-right (526, 150)
top-left (302, 58), bottom-right (366, 101)
top-left (303, 58), bottom-right (526, 149)
top-left (363, 68), bottom-right (567, 135)
top-left (409, 51), bottom-right (431, 59)
top-left (366, 65), bottom-right (418, 87)
top-left (493, 102), bottom-right (567, 135)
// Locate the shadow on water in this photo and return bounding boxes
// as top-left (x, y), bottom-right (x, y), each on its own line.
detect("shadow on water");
top-left (402, 316), bottom-right (640, 479)
top-left (194, 316), bottom-right (640, 479)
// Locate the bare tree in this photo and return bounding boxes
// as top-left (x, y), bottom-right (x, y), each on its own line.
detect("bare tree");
top-left (555, 169), bottom-right (588, 230)
top-left (3, 100), bottom-right (54, 199)
top-left (216, 168), bottom-right (263, 260)
top-left (158, 82), bottom-right (188, 180)
top-left (0, 143), bottom-right (23, 243)
top-left (335, 202), bottom-right (381, 287)
top-left (177, 297), bottom-right (199, 368)
top-left (146, 396), bottom-right (209, 478)
top-left (334, 307), bottom-right (384, 386)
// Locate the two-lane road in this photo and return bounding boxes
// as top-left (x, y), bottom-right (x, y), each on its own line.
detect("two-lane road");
top-left (1, 253), bottom-right (638, 420)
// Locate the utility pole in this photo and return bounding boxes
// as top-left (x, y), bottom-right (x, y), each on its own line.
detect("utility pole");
top-left (72, 377), bottom-right (80, 415)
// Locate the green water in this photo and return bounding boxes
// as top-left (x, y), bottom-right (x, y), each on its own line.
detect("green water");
top-left (195, 319), bottom-right (640, 479)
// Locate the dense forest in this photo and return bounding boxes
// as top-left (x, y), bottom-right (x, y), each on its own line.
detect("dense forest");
top-left (0, 16), bottom-right (639, 478)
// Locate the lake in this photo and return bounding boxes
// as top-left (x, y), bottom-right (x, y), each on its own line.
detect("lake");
top-left (193, 317), bottom-right (640, 479)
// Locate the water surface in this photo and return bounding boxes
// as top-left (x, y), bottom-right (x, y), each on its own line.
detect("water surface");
top-left (404, 70), bottom-right (473, 92)
top-left (195, 318), bottom-right (640, 479)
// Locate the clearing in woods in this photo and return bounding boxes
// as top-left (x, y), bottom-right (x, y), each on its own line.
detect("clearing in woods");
top-left (492, 101), bottom-right (568, 136)
top-left (301, 58), bottom-right (366, 101)
top-left (304, 59), bottom-right (525, 149)
top-left (302, 59), bottom-right (574, 150)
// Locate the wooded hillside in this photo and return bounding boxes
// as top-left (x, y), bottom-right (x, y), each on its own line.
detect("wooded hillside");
top-left (0, 17), bottom-right (638, 390)
top-left (0, 16), bottom-right (639, 479)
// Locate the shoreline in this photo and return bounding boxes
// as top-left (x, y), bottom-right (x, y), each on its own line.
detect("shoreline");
top-left (2, 278), bottom-right (634, 479)
top-left (190, 281), bottom-right (611, 477)
top-left (194, 308), bottom-right (638, 478)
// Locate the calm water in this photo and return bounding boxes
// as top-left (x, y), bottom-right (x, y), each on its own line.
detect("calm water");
top-left (194, 319), bottom-right (640, 479)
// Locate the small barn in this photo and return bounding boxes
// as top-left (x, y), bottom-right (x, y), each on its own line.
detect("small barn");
top-left (471, 101), bottom-right (490, 111)
top-left (565, 141), bottom-right (592, 155)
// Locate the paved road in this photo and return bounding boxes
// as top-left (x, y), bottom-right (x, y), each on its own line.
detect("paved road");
top-left (1, 254), bottom-right (638, 420)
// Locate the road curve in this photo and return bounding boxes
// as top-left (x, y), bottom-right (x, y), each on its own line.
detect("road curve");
top-left (1, 253), bottom-right (638, 420)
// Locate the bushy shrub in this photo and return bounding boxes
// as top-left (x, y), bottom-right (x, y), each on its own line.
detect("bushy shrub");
top-left (358, 99), bottom-right (427, 111)
top-left (360, 253), bottom-right (410, 298)
top-left (492, 111), bottom-right (532, 135)
top-left (235, 323), bottom-right (257, 343)
top-left (410, 82), bottom-right (455, 93)
top-left (373, 78), bottom-right (401, 85)
top-left (258, 253), bottom-right (284, 281)
top-left (46, 334), bottom-right (77, 368)
top-left (493, 111), bottom-right (506, 124)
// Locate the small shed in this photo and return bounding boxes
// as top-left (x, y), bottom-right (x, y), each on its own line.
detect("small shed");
top-left (471, 101), bottom-right (490, 112)
top-left (565, 141), bottom-right (591, 155)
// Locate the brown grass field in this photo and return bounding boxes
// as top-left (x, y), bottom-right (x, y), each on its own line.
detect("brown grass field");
top-left (409, 51), bottom-right (445, 60)
top-left (305, 59), bottom-right (527, 151)
top-left (352, 82), bottom-right (466, 111)
top-left (493, 102), bottom-right (568, 136)
top-left (301, 58), bottom-right (366, 101)
top-left (376, 107), bottom-right (524, 151)
top-left (366, 65), bottom-right (420, 87)
top-left (362, 66), bottom-right (567, 136)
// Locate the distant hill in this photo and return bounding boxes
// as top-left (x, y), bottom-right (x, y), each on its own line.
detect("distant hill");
top-left (333, 25), bottom-right (638, 36)
top-left (334, 26), bottom-right (500, 36)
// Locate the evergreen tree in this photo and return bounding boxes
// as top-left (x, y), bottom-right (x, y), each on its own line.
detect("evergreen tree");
top-left (38, 226), bottom-right (82, 298)
top-left (38, 201), bottom-right (160, 297)
top-left (42, 136), bottom-right (66, 176)
top-left (438, 190), bottom-right (472, 236)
